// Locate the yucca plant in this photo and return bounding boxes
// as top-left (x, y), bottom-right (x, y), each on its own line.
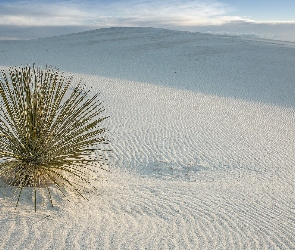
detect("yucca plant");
top-left (0, 64), bottom-right (109, 211)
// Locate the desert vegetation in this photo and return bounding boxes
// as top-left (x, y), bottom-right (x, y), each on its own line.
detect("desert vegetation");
top-left (0, 64), bottom-right (109, 211)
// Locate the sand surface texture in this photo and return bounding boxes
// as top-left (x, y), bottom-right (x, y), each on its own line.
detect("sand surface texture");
top-left (0, 28), bottom-right (294, 249)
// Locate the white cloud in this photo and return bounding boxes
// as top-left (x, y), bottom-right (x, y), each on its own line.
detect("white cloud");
top-left (0, 1), bottom-right (92, 26)
top-left (0, 0), bottom-right (294, 42)
top-left (1, 0), bottom-right (295, 28)
top-left (2, 0), bottom-right (294, 28)
top-left (192, 20), bottom-right (295, 42)
top-left (0, 0), bottom-right (241, 27)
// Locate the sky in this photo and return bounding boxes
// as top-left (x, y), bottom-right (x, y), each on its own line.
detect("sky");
top-left (0, 0), bottom-right (295, 41)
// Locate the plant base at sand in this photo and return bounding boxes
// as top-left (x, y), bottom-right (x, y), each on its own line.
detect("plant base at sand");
top-left (0, 64), bottom-right (109, 211)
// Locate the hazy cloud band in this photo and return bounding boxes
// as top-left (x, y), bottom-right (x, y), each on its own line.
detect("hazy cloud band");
top-left (0, 0), bottom-right (294, 41)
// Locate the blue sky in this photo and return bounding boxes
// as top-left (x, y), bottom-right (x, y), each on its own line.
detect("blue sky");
top-left (0, 0), bottom-right (294, 41)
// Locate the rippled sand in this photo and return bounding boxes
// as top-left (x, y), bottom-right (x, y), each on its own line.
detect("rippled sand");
top-left (0, 28), bottom-right (294, 249)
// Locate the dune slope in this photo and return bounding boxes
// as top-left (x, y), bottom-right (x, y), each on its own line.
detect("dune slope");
top-left (0, 28), bottom-right (294, 250)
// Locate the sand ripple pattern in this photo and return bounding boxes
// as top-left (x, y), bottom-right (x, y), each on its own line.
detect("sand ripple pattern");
top-left (1, 170), bottom-right (294, 250)
top-left (0, 75), bottom-right (294, 249)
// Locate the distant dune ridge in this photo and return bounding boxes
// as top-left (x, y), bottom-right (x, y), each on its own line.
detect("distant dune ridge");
top-left (0, 28), bottom-right (294, 249)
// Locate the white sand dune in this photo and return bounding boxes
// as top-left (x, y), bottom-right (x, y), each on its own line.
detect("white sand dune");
top-left (0, 27), bottom-right (295, 249)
